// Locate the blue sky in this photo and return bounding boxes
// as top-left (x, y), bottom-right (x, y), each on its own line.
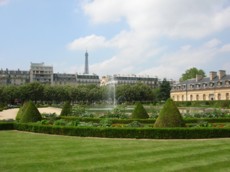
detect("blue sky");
top-left (1, 0), bottom-right (230, 80)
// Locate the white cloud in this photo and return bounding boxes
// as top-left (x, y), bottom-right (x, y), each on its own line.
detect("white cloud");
top-left (83, 0), bottom-right (230, 39)
top-left (67, 34), bottom-right (109, 50)
top-left (0, 0), bottom-right (9, 6)
top-left (68, 0), bottom-right (230, 80)
top-left (219, 44), bottom-right (230, 52)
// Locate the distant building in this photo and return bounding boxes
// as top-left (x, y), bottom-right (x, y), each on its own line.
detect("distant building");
top-left (171, 70), bottom-right (230, 101)
top-left (53, 73), bottom-right (77, 85)
top-left (30, 63), bottom-right (53, 84)
top-left (101, 74), bottom-right (159, 88)
top-left (0, 69), bottom-right (30, 85)
top-left (76, 73), bottom-right (100, 85)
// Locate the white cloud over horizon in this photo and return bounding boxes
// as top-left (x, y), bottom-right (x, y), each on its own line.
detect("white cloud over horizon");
top-left (67, 0), bottom-right (230, 80)
top-left (0, 0), bottom-right (9, 6)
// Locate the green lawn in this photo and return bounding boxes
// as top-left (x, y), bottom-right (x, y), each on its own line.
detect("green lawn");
top-left (0, 131), bottom-right (230, 172)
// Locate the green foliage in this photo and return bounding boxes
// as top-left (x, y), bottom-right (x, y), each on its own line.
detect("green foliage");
top-left (60, 101), bottom-right (72, 116)
top-left (14, 123), bottom-right (230, 139)
top-left (72, 105), bottom-right (86, 116)
top-left (154, 98), bottom-right (185, 128)
top-left (16, 102), bottom-right (29, 122)
top-left (180, 67), bottom-right (206, 82)
top-left (158, 78), bottom-right (171, 101)
top-left (99, 118), bottom-right (112, 127)
top-left (127, 121), bottom-right (143, 128)
top-left (54, 119), bottom-right (68, 126)
top-left (0, 122), bottom-right (15, 130)
top-left (20, 101), bottom-right (42, 123)
top-left (131, 102), bottom-right (149, 119)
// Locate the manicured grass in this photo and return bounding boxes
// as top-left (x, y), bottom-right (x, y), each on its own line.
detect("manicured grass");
top-left (0, 131), bottom-right (230, 172)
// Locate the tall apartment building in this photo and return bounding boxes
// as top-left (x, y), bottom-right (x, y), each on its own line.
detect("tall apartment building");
top-left (171, 70), bottom-right (230, 101)
top-left (30, 63), bottom-right (53, 84)
top-left (0, 69), bottom-right (30, 85)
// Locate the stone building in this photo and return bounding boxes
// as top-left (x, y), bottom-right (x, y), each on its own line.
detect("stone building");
top-left (101, 74), bottom-right (159, 88)
top-left (30, 63), bottom-right (53, 84)
top-left (171, 70), bottom-right (230, 101)
top-left (76, 73), bottom-right (100, 85)
top-left (0, 69), bottom-right (30, 85)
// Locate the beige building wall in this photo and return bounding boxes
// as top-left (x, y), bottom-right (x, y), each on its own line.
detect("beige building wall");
top-left (171, 88), bottom-right (230, 101)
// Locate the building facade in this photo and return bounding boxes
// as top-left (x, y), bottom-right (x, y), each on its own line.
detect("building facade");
top-left (0, 69), bottom-right (30, 85)
top-left (171, 70), bottom-right (230, 101)
top-left (30, 63), bottom-right (53, 84)
top-left (101, 75), bottom-right (159, 88)
top-left (76, 74), bottom-right (100, 85)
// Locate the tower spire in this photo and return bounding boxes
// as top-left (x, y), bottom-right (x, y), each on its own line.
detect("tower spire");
top-left (84, 50), bottom-right (89, 74)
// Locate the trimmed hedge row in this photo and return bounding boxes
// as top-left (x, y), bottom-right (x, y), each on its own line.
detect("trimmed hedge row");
top-left (0, 122), bottom-right (15, 130)
top-left (60, 116), bottom-right (230, 124)
top-left (14, 123), bottom-right (230, 139)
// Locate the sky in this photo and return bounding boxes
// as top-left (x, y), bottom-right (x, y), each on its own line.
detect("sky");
top-left (1, 0), bottom-right (230, 80)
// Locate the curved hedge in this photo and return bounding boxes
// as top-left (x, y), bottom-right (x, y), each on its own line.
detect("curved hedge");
top-left (60, 116), bottom-right (230, 124)
top-left (14, 123), bottom-right (230, 139)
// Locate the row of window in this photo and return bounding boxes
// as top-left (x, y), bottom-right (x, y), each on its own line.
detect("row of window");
top-left (173, 81), bottom-right (230, 91)
top-left (172, 93), bottom-right (230, 101)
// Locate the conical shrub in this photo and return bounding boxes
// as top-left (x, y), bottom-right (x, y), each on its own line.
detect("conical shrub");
top-left (20, 101), bottom-right (42, 123)
top-left (154, 98), bottom-right (185, 127)
top-left (60, 101), bottom-right (72, 116)
top-left (131, 102), bottom-right (149, 119)
top-left (16, 101), bottom-right (29, 122)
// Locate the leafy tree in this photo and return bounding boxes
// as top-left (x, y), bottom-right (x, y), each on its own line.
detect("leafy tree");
top-left (131, 102), bottom-right (149, 119)
top-left (20, 101), bottom-right (42, 123)
top-left (180, 67), bottom-right (206, 82)
top-left (60, 101), bottom-right (72, 116)
top-left (158, 78), bottom-right (171, 101)
top-left (154, 98), bottom-right (185, 127)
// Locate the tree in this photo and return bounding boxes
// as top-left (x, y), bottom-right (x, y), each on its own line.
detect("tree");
top-left (60, 101), bottom-right (72, 116)
top-left (180, 67), bottom-right (206, 82)
top-left (20, 101), bottom-right (42, 123)
top-left (158, 78), bottom-right (171, 101)
top-left (154, 98), bottom-right (185, 128)
top-left (131, 102), bottom-right (149, 119)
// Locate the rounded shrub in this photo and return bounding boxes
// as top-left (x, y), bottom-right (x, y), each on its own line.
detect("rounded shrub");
top-left (154, 98), bottom-right (185, 128)
top-left (60, 101), bottom-right (72, 116)
top-left (20, 101), bottom-right (42, 123)
top-left (131, 102), bottom-right (149, 119)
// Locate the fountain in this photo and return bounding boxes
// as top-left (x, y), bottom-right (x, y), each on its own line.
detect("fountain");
top-left (107, 75), bottom-right (117, 108)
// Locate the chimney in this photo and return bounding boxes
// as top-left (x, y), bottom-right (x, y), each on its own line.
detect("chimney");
top-left (218, 70), bottom-right (226, 80)
top-left (196, 74), bottom-right (203, 82)
top-left (209, 71), bottom-right (217, 81)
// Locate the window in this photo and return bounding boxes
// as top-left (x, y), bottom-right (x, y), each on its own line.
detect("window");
top-left (203, 94), bottom-right (206, 101)
top-left (196, 95), bottom-right (199, 101)
top-left (218, 93), bottom-right (221, 100)
top-left (226, 93), bottom-right (229, 100)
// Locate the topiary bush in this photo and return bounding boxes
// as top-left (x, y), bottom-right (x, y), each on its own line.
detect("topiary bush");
top-left (20, 101), bottom-right (42, 123)
top-left (131, 102), bottom-right (149, 119)
top-left (154, 98), bottom-right (185, 128)
top-left (16, 102), bottom-right (29, 122)
top-left (60, 101), bottom-right (72, 116)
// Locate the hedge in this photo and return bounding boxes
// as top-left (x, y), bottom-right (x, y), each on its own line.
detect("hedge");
top-left (0, 122), bottom-right (15, 130)
top-left (60, 116), bottom-right (230, 124)
top-left (14, 123), bottom-right (230, 139)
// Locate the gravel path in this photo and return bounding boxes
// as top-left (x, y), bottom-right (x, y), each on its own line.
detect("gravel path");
top-left (0, 107), bottom-right (61, 120)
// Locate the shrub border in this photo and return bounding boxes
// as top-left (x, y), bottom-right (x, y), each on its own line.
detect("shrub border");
top-left (1, 122), bottom-right (230, 139)
top-left (13, 123), bottom-right (230, 139)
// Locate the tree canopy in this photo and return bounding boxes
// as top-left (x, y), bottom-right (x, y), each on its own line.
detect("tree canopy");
top-left (180, 67), bottom-right (206, 82)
